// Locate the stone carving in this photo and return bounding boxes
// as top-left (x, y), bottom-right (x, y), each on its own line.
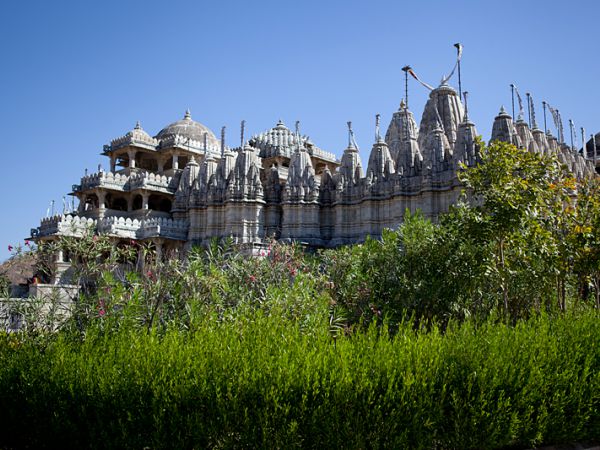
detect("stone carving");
top-left (32, 83), bottom-right (597, 255)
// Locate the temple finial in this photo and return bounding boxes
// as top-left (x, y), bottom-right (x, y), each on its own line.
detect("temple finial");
top-left (184, 109), bottom-right (191, 120)
top-left (463, 91), bottom-right (469, 121)
top-left (375, 114), bottom-right (382, 143)
top-left (134, 120), bottom-right (141, 130)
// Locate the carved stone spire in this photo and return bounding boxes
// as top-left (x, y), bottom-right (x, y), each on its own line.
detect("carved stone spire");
top-left (418, 82), bottom-right (464, 151)
top-left (491, 106), bottom-right (522, 147)
top-left (339, 121), bottom-right (364, 186)
top-left (385, 101), bottom-right (422, 176)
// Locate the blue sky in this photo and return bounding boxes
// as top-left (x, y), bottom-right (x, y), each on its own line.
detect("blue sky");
top-left (1, 0), bottom-right (599, 259)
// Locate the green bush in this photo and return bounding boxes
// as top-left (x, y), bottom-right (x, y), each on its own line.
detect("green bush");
top-left (0, 310), bottom-right (598, 449)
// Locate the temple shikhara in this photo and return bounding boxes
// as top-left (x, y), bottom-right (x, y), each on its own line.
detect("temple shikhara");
top-left (29, 55), bottom-right (600, 286)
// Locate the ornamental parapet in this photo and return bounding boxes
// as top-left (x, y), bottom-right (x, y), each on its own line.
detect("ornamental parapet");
top-left (98, 216), bottom-right (188, 241)
top-left (106, 133), bottom-right (158, 152)
top-left (158, 134), bottom-right (220, 155)
top-left (310, 146), bottom-right (338, 163)
top-left (137, 218), bottom-right (189, 241)
top-left (33, 215), bottom-right (97, 238)
top-left (73, 171), bottom-right (129, 193)
top-left (128, 172), bottom-right (178, 193)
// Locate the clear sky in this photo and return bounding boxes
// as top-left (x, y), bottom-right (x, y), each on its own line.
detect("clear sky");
top-left (1, 0), bottom-right (599, 260)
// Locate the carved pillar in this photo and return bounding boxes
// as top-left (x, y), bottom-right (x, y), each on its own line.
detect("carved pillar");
top-left (57, 249), bottom-right (64, 263)
top-left (172, 154), bottom-right (179, 171)
top-left (127, 195), bottom-right (133, 212)
top-left (128, 150), bottom-right (136, 169)
top-left (157, 157), bottom-right (165, 174)
top-left (142, 193), bottom-right (149, 210)
top-left (98, 191), bottom-right (107, 219)
top-left (78, 195), bottom-right (86, 214)
top-left (110, 155), bottom-right (116, 172)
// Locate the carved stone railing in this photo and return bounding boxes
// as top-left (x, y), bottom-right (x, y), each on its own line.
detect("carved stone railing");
top-left (310, 146), bottom-right (338, 163)
top-left (128, 172), bottom-right (178, 193)
top-left (97, 216), bottom-right (188, 241)
top-left (137, 218), bottom-right (189, 241)
top-left (107, 132), bottom-right (158, 152)
top-left (34, 215), bottom-right (97, 238)
top-left (73, 171), bottom-right (129, 192)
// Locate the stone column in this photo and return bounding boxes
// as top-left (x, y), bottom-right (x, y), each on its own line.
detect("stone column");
top-left (57, 249), bottom-right (64, 263)
top-left (142, 193), bottom-right (149, 210)
top-left (78, 195), bottom-right (86, 214)
top-left (127, 195), bottom-right (133, 212)
top-left (172, 154), bottom-right (179, 171)
top-left (110, 155), bottom-right (116, 172)
top-left (157, 157), bottom-right (165, 174)
top-left (128, 150), bottom-right (136, 169)
top-left (98, 191), bottom-right (107, 219)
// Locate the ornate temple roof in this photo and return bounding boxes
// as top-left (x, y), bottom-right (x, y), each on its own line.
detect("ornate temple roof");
top-left (156, 110), bottom-right (219, 151)
top-left (250, 120), bottom-right (337, 163)
top-left (107, 121), bottom-right (158, 152)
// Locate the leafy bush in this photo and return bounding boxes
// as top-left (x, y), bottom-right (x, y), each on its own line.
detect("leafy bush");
top-left (0, 311), bottom-right (598, 449)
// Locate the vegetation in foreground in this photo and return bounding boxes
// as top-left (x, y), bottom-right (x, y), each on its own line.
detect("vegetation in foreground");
top-left (1, 140), bottom-right (599, 448)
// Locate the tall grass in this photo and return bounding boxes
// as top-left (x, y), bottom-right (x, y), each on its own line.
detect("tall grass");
top-left (0, 310), bottom-right (598, 449)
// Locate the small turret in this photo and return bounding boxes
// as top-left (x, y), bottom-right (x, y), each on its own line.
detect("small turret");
top-left (386, 100), bottom-right (422, 177)
top-left (366, 115), bottom-right (395, 184)
top-left (490, 106), bottom-right (522, 147)
top-left (284, 122), bottom-right (319, 202)
top-left (418, 82), bottom-right (464, 150)
top-left (338, 122), bottom-right (364, 186)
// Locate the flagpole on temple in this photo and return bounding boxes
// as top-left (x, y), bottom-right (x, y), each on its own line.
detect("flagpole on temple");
top-left (221, 126), bottom-right (226, 158)
top-left (510, 84), bottom-right (515, 119)
top-left (542, 101), bottom-right (548, 133)
top-left (526, 93), bottom-right (532, 127)
top-left (569, 120), bottom-right (575, 150)
top-left (454, 43), bottom-right (462, 100)
top-left (401, 66), bottom-right (411, 108)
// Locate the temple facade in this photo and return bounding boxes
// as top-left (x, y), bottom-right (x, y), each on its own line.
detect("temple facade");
top-left (31, 81), bottom-right (598, 280)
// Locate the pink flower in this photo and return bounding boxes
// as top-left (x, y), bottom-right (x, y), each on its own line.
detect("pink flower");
top-left (147, 270), bottom-right (155, 281)
top-left (7, 245), bottom-right (13, 252)
top-left (98, 308), bottom-right (106, 317)
top-left (249, 275), bottom-right (256, 283)
top-left (92, 235), bottom-right (98, 241)
top-left (24, 240), bottom-right (30, 247)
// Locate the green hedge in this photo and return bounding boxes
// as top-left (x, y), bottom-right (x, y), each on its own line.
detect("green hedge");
top-left (0, 311), bottom-right (598, 449)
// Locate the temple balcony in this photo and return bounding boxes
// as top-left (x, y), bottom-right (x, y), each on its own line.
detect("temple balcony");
top-left (98, 217), bottom-right (188, 241)
top-left (128, 172), bottom-right (179, 194)
top-left (32, 214), bottom-right (97, 239)
top-left (73, 171), bottom-right (128, 193)
top-left (73, 170), bottom-right (181, 195)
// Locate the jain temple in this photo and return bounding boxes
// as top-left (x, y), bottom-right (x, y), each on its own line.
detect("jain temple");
top-left (30, 74), bottom-right (600, 284)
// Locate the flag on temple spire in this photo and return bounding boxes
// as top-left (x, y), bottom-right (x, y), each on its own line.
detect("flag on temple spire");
top-left (406, 67), bottom-right (434, 91)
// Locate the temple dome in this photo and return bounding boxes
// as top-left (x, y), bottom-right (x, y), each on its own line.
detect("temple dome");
top-left (156, 110), bottom-right (219, 148)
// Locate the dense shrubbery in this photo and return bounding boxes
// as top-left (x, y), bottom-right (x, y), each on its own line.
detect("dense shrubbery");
top-left (2, 140), bottom-right (600, 448)
top-left (0, 311), bottom-right (598, 449)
